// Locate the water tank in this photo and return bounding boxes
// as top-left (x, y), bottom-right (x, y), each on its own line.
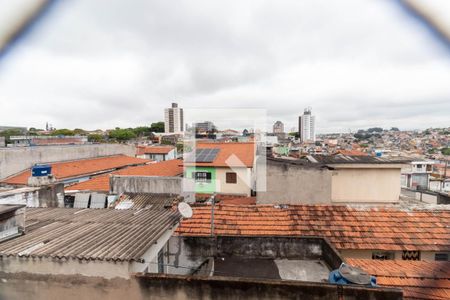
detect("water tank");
top-left (31, 164), bottom-right (52, 177)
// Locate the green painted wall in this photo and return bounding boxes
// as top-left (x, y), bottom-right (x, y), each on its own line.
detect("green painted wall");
top-left (185, 166), bottom-right (217, 194)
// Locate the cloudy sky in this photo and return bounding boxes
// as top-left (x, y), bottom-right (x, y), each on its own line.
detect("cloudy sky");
top-left (0, 0), bottom-right (449, 133)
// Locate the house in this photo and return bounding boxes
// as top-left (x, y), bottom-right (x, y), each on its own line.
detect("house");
top-left (183, 142), bottom-right (255, 196)
top-left (176, 204), bottom-right (450, 263)
top-left (1, 155), bottom-right (150, 187)
top-left (401, 161), bottom-right (434, 190)
top-left (136, 145), bottom-right (177, 162)
top-left (65, 159), bottom-right (183, 194)
top-left (258, 155), bottom-right (409, 204)
top-left (0, 206), bottom-right (181, 279)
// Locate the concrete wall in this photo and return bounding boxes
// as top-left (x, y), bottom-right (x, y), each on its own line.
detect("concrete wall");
top-left (0, 272), bottom-right (402, 300)
top-left (331, 168), bottom-right (401, 203)
top-left (0, 256), bottom-right (130, 279)
top-left (167, 236), bottom-right (344, 276)
top-left (257, 160), bottom-right (332, 204)
top-left (0, 144), bottom-right (135, 180)
top-left (0, 184), bottom-right (64, 207)
top-left (110, 175), bottom-right (195, 202)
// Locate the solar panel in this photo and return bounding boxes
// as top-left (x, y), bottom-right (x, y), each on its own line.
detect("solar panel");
top-left (185, 148), bottom-right (219, 163)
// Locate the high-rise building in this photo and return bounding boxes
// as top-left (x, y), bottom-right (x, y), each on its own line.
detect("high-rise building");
top-left (193, 121), bottom-right (216, 133)
top-left (164, 103), bottom-right (184, 133)
top-left (273, 121), bottom-right (284, 134)
top-left (298, 107), bottom-right (316, 142)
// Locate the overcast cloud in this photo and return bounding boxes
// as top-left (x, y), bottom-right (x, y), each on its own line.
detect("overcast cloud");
top-left (0, 0), bottom-right (449, 132)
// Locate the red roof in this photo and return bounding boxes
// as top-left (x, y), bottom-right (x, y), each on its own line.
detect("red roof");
top-left (336, 150), bottom-right (368, 156)
top-left (66, 159), bottom-right (184, 192)
top-left (136, 146), bottom-right (175, 155)
top-left (185, 142), bottom-right (255, 168)
top-left (176, 204), bottom-right (450, 251)
top-left (347, 259), bottom-right (450, 300)
top-left (2, 155), bottom-right (150, 185)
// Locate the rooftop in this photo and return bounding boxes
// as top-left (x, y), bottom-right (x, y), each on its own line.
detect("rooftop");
top-left (176, 204), bottom-right (450, 251)
top-left (113, 192), bottom-right (179, 210)
top-left (66, 159), bottom-right (183, 192)
top-left (1, 155), bottom-right (150, 185)
top-left (0, 204), bottom-right (25, 215)
top-left (347, 259), bottom-right (450, 300)
top-left (136, 145), bottom-right (175, 155)
top-left (307, 154), bottom-right (411, 165)
top-left (184, 142), bottom-right (255, 168)
top-left (0, 207), bottom-right (180, 262)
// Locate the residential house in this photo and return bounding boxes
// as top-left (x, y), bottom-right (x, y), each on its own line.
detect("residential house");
top-left (183, 142), bottom-right (255, 196)
top-left (258, 155), bottom-right (409, 205)
top-left (136, 145), bottom-right (177, 162)
top-left (1, 155), bottom-right (150, 187)
top-left (401, 161), bottom-right (434, 190)
top-left (65, 159), bottom-right (184, 194)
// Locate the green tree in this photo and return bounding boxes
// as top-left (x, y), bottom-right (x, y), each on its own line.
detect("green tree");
top-left (88, 134), bottom-right (104, 143)
top-left (51, 129), bottom-right (74, 136)
top-left (73, 128), bottom-right (86, 135)
top-left (108, 128), bottom-right (136, 142)
top-left (0, 129), bottom-right (23, 142)
top-left (133, 126), bottom-right (152, 137)
top-left (149, 122), bottom-right (164, 133)
top-left (441, 148), bottom-right (450, 156)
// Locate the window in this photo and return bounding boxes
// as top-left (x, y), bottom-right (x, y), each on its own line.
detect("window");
top-left (372, 251), bottom-right (394, 260)
top-left (193, 171), bottom-right (212, 183)
top-left (226, 172), bottom-right (237, 184)
top-left (402, 250), bottom-right (420, 260)
top-left (435, 253), bottom-right (449, 261)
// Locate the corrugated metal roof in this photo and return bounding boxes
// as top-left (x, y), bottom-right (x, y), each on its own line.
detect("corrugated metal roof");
top-left (113, 193), bottom-right (179, 210)
top-left (0, 208), bottom-right (180, 262)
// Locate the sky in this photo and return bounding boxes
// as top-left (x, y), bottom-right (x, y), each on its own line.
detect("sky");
top-left (0, 0), bottom-right (449, 133)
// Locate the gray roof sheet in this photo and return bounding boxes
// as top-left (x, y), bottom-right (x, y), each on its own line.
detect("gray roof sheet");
top-left (0, 207), bottom-right (180, 262)
top-left (113, 193), bottom-right (179, 210)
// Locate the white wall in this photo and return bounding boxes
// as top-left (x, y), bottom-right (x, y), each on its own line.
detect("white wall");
top-left (215, 167), bottom-right (252, 196)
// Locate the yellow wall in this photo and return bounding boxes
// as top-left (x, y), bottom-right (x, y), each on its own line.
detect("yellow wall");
top-left (331, 168), bottom-right (401, 203)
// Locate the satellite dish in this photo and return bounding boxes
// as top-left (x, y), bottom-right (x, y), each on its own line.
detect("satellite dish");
top-left (178, 202), bottom-right (193, 218)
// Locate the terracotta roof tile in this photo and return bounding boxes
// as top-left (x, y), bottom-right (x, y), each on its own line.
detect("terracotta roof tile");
top-left (176, 204), bottom-right (450, 252)
top-left (347, 259), bottom-right (450, 300)
top-left (66, 159), bottom-right (183, 192)
top-left (136, 146), bottom-right (175, 155)
top-left (184, 142), bottom-right (255, 168)
top-left (2, 155), bottom-right (150, 185)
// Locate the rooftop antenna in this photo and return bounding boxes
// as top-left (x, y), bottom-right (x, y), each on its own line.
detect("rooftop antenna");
top-left (177, 202), bottom-right (193, 219)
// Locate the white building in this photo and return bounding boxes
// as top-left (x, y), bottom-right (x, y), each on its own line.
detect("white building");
top-left (164, 103), bottom-right (184, 134)
top-left (298, 107), bottom-right (315, 142)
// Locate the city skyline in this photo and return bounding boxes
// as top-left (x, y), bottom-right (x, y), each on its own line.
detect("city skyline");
top-left (1, 0), bottom-right (450, 132)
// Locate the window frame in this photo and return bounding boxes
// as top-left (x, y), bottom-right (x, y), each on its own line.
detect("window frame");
top-left (226, 172), bottom-right (237, 184)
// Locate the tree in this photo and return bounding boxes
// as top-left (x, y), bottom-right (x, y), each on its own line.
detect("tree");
top-left (51, 129), bottom-right (74, 136)
top-left (88, 134), bottom-right (104, 143)
top-left (73, 128), bottom-right (87, 135)
top-left (390, 127), bottom-right (400, 131)
top-left (0, 129), bottom-right (23, 142)
top-left (367, 127), bottom-right (383, 133)
top-left (149, 122), bottom-right (164, 133)
top-left (441, 148), bottom-right (450, 156)
top-left (132, 126), bottom-right (152, 137)
top-left (108, 128), bottom-right (136, 142)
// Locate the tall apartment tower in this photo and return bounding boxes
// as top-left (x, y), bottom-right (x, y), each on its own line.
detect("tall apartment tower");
top-left (298, 107), bottom-right (316, 142)
top-left (273, 121), bottom-right (284, 134)
top-left (164, 103), bottom-right (184, 133)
